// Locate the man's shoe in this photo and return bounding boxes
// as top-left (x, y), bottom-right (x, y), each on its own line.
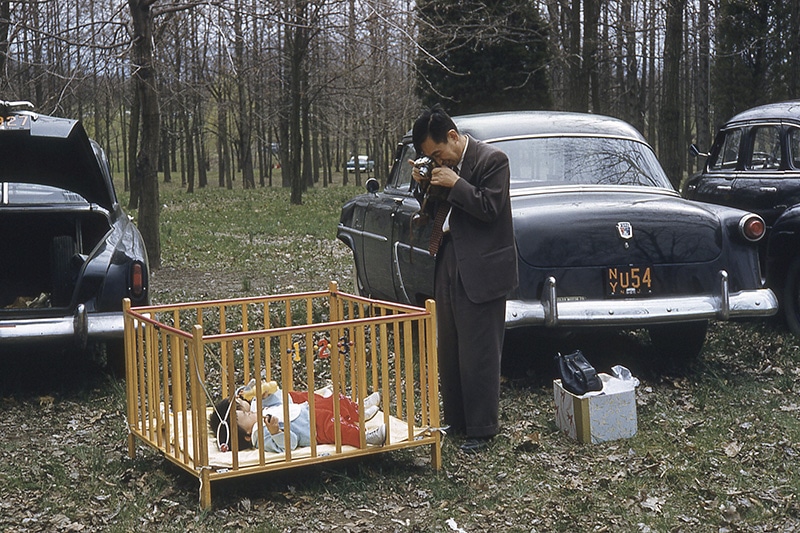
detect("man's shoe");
top-left (365, 424), bottom-right (387, 445)
top-left (459, 437), bottom-right (491, 453)
top-left (364, 405), bottom-right (380, 421)
top-left (364, 392), bottom-right (381, 409)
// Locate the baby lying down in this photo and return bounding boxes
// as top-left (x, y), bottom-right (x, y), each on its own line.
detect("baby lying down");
top-left (209, 382), bottom-right (386, 453)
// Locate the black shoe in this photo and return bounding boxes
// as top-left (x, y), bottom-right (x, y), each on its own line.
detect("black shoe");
top-left (459, 437), bottom-right (491, 453)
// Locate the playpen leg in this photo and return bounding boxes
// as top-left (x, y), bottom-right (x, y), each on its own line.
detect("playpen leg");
top-left (199, 469), bottom-right (212, 509)
top-left (431, 432), bottom-right (442, 470)
top-left (127, 433), bottom-right (136, 459)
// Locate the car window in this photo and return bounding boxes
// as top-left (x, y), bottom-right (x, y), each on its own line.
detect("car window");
top-left (747, 126), bottom-right (781, 170)
top-left (710, 128), bottom-right (742, 170)
top-left (392, 144), bottom-right (416, 190)
top-left (493, 136), bottom-right (673, 189)
top-left (789, 128), bottom-right (800, 169)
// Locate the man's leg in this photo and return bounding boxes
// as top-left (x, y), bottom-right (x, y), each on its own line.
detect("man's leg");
top-left (434, 238), bottom-right (466, 434)
top-left (453, 284), bottom-right (505, 439)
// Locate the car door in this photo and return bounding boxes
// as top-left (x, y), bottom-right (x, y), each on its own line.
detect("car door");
top-left (731, 123), bottom-right (800, 228)
top-left (688, 127), bottom-right (742, 205)
top-left (359, 177), bottom-right (405, 302)
top-left (389, 143), bottom-right (435, 306)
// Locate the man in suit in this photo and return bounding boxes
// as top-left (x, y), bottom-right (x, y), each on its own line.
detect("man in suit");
top-left (410, 105), bottom-right (518, 453)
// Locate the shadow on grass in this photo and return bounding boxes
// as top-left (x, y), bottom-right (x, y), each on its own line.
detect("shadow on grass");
top-left (0, 342), bottom-right (113, 397)
top-left (501, 325), bottom-right (705, 388)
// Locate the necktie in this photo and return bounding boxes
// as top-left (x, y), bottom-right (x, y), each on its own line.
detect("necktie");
top-left (428, 201), bottom-right (450, 256)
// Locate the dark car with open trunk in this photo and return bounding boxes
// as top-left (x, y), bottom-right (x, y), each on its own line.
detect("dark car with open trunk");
top-left (0, 100), bottom-right (149, 369)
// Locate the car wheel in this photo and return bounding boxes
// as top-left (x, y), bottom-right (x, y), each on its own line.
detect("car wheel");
top-left (50, 235), bottom-right (77, 307)
top-left (782, 255), bottom-right (800, 336)
top-left (647, 320), bottom-right (708, 370)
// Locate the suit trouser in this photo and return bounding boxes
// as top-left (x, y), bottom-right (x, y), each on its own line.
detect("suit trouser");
top-left (434, 236), bottom-right (505, 438)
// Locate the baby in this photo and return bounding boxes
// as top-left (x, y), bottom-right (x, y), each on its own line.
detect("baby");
top-left (210, 381), bottom-right (385, 453)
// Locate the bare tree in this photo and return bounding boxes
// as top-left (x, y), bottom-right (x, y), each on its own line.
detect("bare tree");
top-left (659, 0), bottom-right (686, 189)
top-left (128, 0), bottom-right (161, 268)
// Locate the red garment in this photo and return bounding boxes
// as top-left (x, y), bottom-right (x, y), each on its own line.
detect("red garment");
top-left (288, 392), bottom-right (363, 448)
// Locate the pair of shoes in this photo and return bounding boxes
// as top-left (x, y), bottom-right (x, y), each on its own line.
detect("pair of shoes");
top-left (365, 424), bottom-right (387, 445)
top-left (364, 405), bottom-right (380, 421)
top-left (364, 391), bottom-right (381, 409)
top-left (459, 437), bottom-right (491, 453)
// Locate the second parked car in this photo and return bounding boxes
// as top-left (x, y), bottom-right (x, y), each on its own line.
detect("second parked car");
top-left (345, 155), bottom-right (375, 174)
top-left (684, 100), bottom-right (800, 334)
top-left (338, 111), bottom-right (778, 365)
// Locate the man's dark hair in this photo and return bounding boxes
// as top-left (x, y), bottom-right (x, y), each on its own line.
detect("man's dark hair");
top-left (412, 104), bottom-right (458, 154)
top-left (209, 397), bottom-right (252, 451)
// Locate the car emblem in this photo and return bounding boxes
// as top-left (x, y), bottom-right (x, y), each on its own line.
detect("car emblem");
top-left (616, 222), bottom-right (633, 240)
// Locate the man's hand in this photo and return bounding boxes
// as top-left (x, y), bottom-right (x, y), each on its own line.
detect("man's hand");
top-left (430, 166), bottom-right (459, 188)
top-left (408, 158), bottom-right (459, 188)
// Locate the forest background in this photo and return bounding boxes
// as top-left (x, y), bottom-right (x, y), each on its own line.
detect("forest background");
top-left (0, 0), bottom-right (796, 268)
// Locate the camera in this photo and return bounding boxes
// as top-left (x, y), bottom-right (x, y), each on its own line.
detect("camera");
top-left (414, 156), bottom-right (436, 180)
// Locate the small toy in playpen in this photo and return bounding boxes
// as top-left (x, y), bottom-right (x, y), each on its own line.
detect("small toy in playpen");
top-left (315, 338), bottom-right (331, 359)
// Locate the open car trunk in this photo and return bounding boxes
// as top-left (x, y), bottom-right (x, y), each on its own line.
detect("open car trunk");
top-left (0, 210), bottom-right (111, 311)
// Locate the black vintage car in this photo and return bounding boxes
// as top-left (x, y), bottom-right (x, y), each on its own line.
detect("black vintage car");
top-left (338, 111), bottom-right (778, 363)
top-left (683, 100), bottom-right (800, 335)
top-left (0, 101), bottom-right (149, 369)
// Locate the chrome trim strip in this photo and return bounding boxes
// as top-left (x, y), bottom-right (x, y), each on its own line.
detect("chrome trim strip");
top-left (393, 241), bottom-right (411, 303)
top-left (484, 133), bottom-right (646, 144)
top-left (336, 224), bottom-right (388, 243)
top-left (394, 241), bottom-right (431, 305)
top-left (510, 184), bottom-right (680, 199)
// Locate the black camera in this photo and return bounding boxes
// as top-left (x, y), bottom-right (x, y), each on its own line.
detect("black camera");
top-left (414, 156), bottom-right (436, 180)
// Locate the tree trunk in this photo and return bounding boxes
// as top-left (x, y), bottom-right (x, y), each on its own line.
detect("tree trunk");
top-left (695, 0), bottom-right (710, 150)
top-left (234, 0), bottom-right (255, 189)
top-left (128, 0), bottom-right (161, 268)
top-left (659, 0), bottom-right (685, 189)
top-left (127, 79), bottom-right (141, 209)
top-left (0, 1), bottom-right (10, 77)
top-left (182, 106), bottom-right (195, 193)
top-left (195, 103), bottom-right (208, 188)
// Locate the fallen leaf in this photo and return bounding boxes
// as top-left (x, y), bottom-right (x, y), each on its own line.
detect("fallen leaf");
top-left (723, 441), bottom-right (741, 458)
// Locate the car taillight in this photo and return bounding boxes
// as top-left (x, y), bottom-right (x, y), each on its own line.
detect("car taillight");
top-left (130, 261), bottom-right (146, 298)
top-left (739, 214), bottom-right (766, 242)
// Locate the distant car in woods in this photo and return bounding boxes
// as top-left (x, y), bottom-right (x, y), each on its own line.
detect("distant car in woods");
top-left (684, 100), bottom-right (800, 335)
top-left (345, 155), bottom-right (375, 173)
top-left (0, 100), bottom-right (149, 371)
top-left (338, 111), bottom-right (778, 365)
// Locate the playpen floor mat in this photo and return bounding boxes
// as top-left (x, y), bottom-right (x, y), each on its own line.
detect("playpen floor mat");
top-left (164, 407), bottom-right (431, 470)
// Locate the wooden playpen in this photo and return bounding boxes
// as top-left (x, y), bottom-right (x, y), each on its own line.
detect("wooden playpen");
top-left (123, 281), bottom-right (442, 508)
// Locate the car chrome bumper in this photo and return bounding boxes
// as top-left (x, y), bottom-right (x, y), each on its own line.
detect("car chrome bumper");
top-left (0, 304), bottom-right (123, 345)
top-left (505, 271), bottom-right (778, 328)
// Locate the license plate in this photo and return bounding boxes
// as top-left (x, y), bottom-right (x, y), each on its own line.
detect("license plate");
top-left (0, 114), bottom-right (31, 131)
top-left (606, 265), bottom-right (653, 297)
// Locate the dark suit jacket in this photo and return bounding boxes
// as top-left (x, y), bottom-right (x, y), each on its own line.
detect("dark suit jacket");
top-left (440, 136), bottom-right (518, 303)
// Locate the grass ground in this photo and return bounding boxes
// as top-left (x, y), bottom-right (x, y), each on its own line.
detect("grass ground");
top-left (0, 178), bottom-right (799, 532)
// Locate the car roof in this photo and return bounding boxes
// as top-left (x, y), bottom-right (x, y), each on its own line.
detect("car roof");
top-left (726, 100), bottom-right (800, 125)
top-left (0, 101), bottom-right (113, 208)
top-left (403, 110), bottom-right (648, 144)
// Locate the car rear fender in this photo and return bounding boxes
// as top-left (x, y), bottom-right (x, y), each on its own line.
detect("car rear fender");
top-left (766, 205), bottom-right (800, 288)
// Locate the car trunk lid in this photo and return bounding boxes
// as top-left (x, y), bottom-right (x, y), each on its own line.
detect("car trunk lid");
top-left (511, 187), bottom-right (722, 268)
top-left (0, 113), bottom-right (114, 209)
